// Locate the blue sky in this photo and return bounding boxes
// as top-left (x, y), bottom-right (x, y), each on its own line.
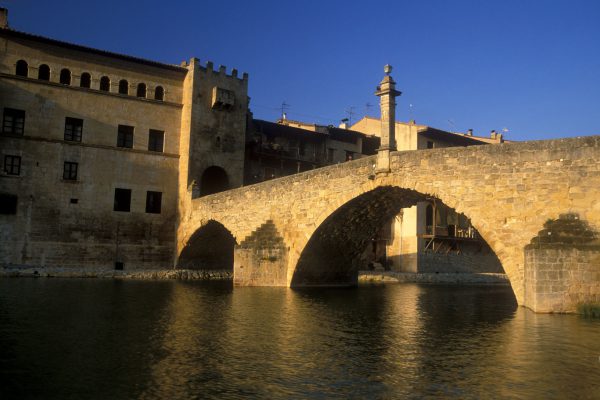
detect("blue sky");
top-left (3, 0), bottom-right (600, 140)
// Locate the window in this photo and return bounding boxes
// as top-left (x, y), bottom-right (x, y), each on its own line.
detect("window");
top-left (0, 194), bottom-right (17, 214)
top-left (113, 188), bottom-right (131, 212)
top-left (64, 117), bottom-right (83, 141)
top-left (59, 68), bottom-right (71, 85)
top-left (345, 151), bottom-right (354, 161)
top-left (427, 141), bottom-right (434, 149)
top-left (136, 83), bottom-right (146, 98)
top-left (100, 76), bottom-right (110, 91)
top-left (327, 148), bottom-right (335, 162)
top-left (4, 155), bottom-right (21, 175)
top-left (2, 108), bottom-right (25, 135)
top-left (63, 161), bottom-right (78, 180)
top-left (119, 79), bottom-right (129, 95)
top-left (117, 125), bottom-right (134, 148)
top-left (148, 129), bottom-right (164, 152)
top-left (145, 191), bottom-right (162, 214)
top-left (80, 72), bottom-right (91, 88)
top-left (38, 64), bottom-right (50, 81)
top-left (154, 86), bottom-right (164, 101)
top-left (15, 60), bottom-right (28, 77)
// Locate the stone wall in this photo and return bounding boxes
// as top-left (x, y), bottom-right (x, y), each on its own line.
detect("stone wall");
top-left (524, 214), bottom-right (600, 313)
top-left (233, 221), bottom-right (288, 286)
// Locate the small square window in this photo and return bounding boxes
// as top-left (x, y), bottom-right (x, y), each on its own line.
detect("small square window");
top-left (117, 125), bottom-right (134, 148)
top-left (63, 161), bottom-right (78, 180)
top-left (64, 117), bottom-right (83, 142)
top-left (427, 141), bottom-right (434, 149)
top-left (114, 188), bottom-right (131, 212)
top-left (4, 155), bottom-right (21, 175)
top-left (145, 191), bottom-right (162, 214)
top-left (148, 129), bottom-right (164, 152)
top-left (2, 108), bottom-right (25, 136)
top-left (0, 193), bottom-right (17, 214)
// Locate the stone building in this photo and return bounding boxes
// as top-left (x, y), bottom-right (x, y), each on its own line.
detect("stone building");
top-left (0, 9), bottom-right (248, 270)
top-left (244, 118), bottom-right (379, 184)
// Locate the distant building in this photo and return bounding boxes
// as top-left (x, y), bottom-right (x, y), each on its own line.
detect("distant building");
top-left (244, 118), bottom-right (378, 184)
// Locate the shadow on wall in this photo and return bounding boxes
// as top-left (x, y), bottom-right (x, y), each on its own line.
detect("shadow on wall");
top-left (178, 220), bottom-right (236, 270)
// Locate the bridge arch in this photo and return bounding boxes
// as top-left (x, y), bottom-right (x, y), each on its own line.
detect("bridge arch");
top-left (289, 183), bottom-right (512, 294)
top-left (177, 220), bottom-right (237, 271)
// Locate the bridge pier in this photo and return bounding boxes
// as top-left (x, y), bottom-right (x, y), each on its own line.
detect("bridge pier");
top-left (523, 214), bottom-right (600, 313)
top-left (233, 220), bottom-right (288, 286)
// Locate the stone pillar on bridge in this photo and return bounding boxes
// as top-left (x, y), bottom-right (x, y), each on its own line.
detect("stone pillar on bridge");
top-left (375, 64), bottom-right (401, 173)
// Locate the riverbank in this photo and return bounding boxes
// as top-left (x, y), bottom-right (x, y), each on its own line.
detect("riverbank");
top-left (358, 271), bottom-right (510, 285)
top-left (0, 266), bottom-right (232, 280)
top-left (1, 266), bottom-right (510, 285)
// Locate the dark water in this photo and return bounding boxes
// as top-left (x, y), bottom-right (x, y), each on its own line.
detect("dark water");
top-left (0, 279), bottom-right (598, 399)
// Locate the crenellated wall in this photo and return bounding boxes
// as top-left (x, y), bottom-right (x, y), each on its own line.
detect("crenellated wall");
top-left (179, 135), bottom-right (600, 312)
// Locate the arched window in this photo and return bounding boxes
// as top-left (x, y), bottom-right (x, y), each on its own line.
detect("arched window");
top-left (80, 72), bottom-right (91, 88)
top-left (59, 68), bottom-right (71, 85)
top-left (38, 64), bottom-right (50, 81)
top-left (118, 79), bottom-right (129, 95)
top-left (99, 76), bottom-right (110, 91)
top-left (136, 83), bottom-right (146, 98)
top-left (200, 166), bottom-right (229, 196)
top-left (154, 86), bottom-right (164, 101)
top-left (15, 60), bottom-right (28, 77)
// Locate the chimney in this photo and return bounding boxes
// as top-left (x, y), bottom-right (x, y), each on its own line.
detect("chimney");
top-left (0, 8), bottom-right (8, 29)
top-left (490, 130), bottom-right (497, 139)
top-left (466, 129), bottom-right (473, 136)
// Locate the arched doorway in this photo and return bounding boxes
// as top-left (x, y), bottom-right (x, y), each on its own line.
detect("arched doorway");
top-left (200, 166), bottom-right (229, 196)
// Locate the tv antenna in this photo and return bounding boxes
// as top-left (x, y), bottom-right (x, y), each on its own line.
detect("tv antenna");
top-left (346, 106), bottom-right (356, 125)
top-left (365, 102), bottom-right (373, 116)
top-left (280, 101), bottom-right (290, 119)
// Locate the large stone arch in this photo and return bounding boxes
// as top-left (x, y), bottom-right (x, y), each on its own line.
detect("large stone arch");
top-left (288, 184), bottom-right (510, 289)
top-left (177, 220), bottom-right (237, 271)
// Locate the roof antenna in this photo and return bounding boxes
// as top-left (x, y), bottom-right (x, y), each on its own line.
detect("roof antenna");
top-left (346, 106), bottom-right (356, 125)
top-left (280, 101), bottom-right (290, 119)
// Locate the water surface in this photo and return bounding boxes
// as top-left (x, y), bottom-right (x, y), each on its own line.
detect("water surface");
top-left (0, 279), bottom-right (598, 399)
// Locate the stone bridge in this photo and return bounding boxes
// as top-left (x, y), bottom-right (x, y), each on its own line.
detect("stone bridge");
top-left (177, 136), bottom-right (600, 313)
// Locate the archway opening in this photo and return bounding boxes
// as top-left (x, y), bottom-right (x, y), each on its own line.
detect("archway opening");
top-left (38, 64), bottom-right (50, 81)
top-left (178, 221), bottom-right (236, 271)
top-left (15, 60), bottom-right (28, 77)
top-left (291, 186), bottom-right (505, 289)
top-left (200, 166), bottom-right (229, 196)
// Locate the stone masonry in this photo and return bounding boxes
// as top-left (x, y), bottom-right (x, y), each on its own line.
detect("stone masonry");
top-left (178, 135), bottom-right (600, 312)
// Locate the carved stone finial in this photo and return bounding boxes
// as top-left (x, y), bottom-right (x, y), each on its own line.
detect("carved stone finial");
top-left (384, 64), bottom-right (392, 75)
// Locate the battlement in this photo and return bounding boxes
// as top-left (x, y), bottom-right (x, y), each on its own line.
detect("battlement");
top-left (183, 58), bottom-right (248, 82)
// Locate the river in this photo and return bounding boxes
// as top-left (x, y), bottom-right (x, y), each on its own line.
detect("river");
top-left (0, 279), bottom-right (598, 399)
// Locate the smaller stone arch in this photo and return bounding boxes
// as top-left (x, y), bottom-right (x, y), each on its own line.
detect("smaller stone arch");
top-left (38, 64), bottom-right (50, 81)
top-left (178, 220), bottom-right (237, 271)
top-left (200, 166), bottom-right (229, 196)
top-left (59, 68), bottom-right (71, 85)
top-left (15, 59), bottom-right (28, 77)
top-left (80, 72), bottom-right (91, 88)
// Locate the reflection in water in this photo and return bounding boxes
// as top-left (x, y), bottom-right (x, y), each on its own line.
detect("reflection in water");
top-left (0, 279), bottom-right (599, 399)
